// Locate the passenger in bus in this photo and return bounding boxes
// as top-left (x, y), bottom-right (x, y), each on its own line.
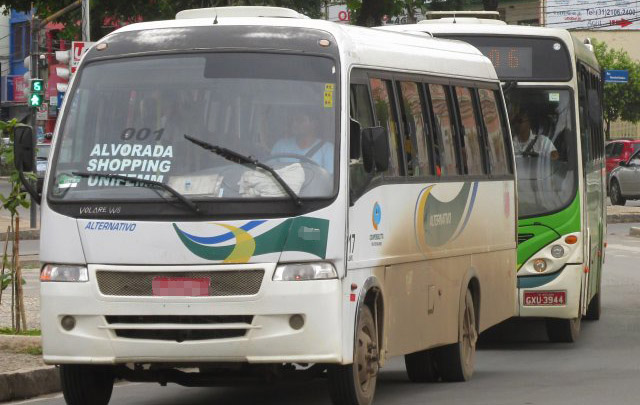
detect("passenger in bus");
top-left (511, 110), bottom-right (559, 161)
top-left (271, 111), bottom-right (334, 173)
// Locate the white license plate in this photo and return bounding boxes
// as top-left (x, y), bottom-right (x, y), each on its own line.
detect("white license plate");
top-left (523, 291), bottom-right (566, 306)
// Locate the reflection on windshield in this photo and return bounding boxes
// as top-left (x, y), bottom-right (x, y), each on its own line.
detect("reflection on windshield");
top-left (507, 89), bottom-right (576, 218)
top-left (51, 53), bottom-right (337, 202)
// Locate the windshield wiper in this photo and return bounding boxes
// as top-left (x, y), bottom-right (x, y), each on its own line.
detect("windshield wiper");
top-left (72, 171), bottom-right (200, 214)
top-left (184, 134), bottom-right (302, 207)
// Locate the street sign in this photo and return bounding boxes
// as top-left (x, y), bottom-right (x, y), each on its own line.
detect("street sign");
top-left (36, 103), bottom-right (48, 120)
top-left (604, 70), bottom-right (629, 83)
top-left (71, 41), bottom-right (96, 74)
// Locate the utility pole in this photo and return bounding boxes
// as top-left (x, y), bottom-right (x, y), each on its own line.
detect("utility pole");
top-left (29, 16), bottom-right (39, 229)
top-left (82, 0), bottom-right (90, 41)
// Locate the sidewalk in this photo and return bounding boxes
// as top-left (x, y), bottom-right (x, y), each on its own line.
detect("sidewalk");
top-left (606, 203), bottom-right (640, 224)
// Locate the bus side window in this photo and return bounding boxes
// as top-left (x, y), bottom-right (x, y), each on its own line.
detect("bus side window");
top-left (428, 84), bottom-right (459, 176)
top-left (370, 78), bottom-right (403, 177)
top-left (578, 68), bottom-right (590, 168)
top-left (478, 88), bottom-right (510, 176)
top-left (349, 83), bottom-right (375, 199)
top-left (453, 87), bottom-right (485, 175)
top-left (398, 81), bottom-right (431, 177)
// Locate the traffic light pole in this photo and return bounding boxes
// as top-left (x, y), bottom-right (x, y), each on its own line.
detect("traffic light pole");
top-left (29, 17), bottom-right (39, 229)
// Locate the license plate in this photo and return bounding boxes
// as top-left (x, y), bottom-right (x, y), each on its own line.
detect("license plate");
top-left (523, 291), bottom-right (566, 306)
top-left (152, 277), bottom-right (210, 297)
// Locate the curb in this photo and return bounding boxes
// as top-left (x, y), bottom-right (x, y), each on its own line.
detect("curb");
top-left (630, 227), bottom-right (640, 237)
top-left (606, 213), bottom-right (640, 224)
top-left (0, 366), bottom-right (60, 402)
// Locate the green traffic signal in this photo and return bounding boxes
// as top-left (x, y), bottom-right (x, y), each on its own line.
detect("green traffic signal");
top-left (30, 79), bottom-right (44, 93)
top-left (28, 93), bottom-right (43, 107)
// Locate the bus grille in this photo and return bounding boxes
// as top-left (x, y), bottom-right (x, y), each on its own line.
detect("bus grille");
top-left (105, 315), bottom-right (253, 342)
top-left (518, 233), bottom-right (534, 244)
top-left (96, 270), bottom-right (264, 297)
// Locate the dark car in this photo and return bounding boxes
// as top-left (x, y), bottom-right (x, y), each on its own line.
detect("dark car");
top-left (606, 139), bottom-right (640, 189)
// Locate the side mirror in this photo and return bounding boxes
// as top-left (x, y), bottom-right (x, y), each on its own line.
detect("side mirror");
top-left (14, 125), bottom-right (35, 172)
top-left (350, 118), bottom-right (362, 160)
top-left (362, 127), bottom-right (390, 173)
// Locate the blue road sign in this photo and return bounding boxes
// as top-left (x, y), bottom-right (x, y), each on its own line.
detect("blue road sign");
top-left (604, 70), bottom-right (629, 83)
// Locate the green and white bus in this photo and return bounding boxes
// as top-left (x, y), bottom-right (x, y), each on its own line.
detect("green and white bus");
top-left (14, 7), bottom-right (518, 405)
top-left (381, 17), bottom-right (606, 342)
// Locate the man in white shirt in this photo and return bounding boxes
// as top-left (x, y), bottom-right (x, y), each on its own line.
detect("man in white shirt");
top-left (511, 112), bottom-right (559, 161)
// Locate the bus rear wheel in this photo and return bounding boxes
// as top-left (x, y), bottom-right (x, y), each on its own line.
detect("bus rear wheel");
top-left (328, 306), bottom-right (378, 405)
top-left (435, 289), bottom-right (477, 382)
top-left (546, 316), bottom-right (581, 343)
top-left (60, 364), bottom-right (114, 405)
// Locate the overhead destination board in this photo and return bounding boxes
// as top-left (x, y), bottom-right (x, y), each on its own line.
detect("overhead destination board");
top-left (545, 0), bottom-right (640, 30)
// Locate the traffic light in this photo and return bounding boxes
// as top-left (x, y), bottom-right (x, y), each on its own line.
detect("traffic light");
top-left (30, 79), bottom-right (44, 93)
top-left (54, 50), bottom-right (71, 93)
top-left (28, 93), bottom-right (44, 107)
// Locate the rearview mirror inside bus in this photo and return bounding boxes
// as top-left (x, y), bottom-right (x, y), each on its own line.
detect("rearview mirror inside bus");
top-left (362, 126), bottom-right (390, 173)
top-left (14, 125), bottom-right (35, 173)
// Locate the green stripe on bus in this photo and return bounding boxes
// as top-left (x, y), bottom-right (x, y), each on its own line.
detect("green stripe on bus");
top-left (517, 271), bottom-right (562, 289)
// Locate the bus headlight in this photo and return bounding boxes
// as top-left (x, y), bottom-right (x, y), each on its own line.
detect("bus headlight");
top-left (532, 259), bottom-right (547, 273)
top-left (273, 263), bottom-right (337, 281)
top-left (551, 245), bottom-right (565, 258)
top-left (40, 264), bottom-right (89, 282)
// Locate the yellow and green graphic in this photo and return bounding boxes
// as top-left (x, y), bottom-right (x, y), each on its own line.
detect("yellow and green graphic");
top-left (173, 217), bottom-right (329, 263)
top-left (415, 182), bottom-right (479, 248)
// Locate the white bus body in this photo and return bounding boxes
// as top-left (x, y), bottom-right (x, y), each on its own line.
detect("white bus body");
top-left (38, 9), bottom-right (517, 404)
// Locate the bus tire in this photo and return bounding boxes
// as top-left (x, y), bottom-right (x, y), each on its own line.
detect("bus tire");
top-left (585, 279), bottom-right (602, 321)
top-left (610, 179), bottom-right (626, 206)
top-left (405, 349), bottom-right (439, 383)
top-left (435, 289), bottom-right (477, 382)
top-left (60, 364), bottom-right (114, 405)
top-left (546, 317), bottom-right (581, 343)
top-left (328, 306), bottom-right (378, 405)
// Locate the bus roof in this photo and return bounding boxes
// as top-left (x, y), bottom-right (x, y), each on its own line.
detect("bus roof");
top-left (104, 12), bottom-right (499, 82)
top-left (379, 22), bottom-right (599, 72)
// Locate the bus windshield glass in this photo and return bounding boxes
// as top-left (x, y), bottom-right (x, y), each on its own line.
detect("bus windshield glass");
top-left (49, 53), bottom-right (338, 202)
top-left (506, 88), bottom-right (576, 218)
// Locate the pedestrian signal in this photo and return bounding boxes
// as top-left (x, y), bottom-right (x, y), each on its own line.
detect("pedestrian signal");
top-left (30, 79), bottom-right (44, 94)
top-left (29, 93), bottom-right (44, 107)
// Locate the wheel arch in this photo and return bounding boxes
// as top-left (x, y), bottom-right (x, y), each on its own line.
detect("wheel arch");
top-left (356, 276), bottom-right (385, 363)
top-left (460, 269), bottom-right (481, 333)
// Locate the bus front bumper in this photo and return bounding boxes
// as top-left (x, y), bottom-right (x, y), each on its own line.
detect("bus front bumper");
top-left (517, 263), bottom-right (582, 319)
top-left (41, 270), bottom-right (345, 366)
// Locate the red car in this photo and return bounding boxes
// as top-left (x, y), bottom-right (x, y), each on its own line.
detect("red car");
top-left (606, 139), bottom-right (640, 188)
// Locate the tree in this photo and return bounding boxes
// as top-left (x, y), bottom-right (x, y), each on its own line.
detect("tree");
top-left (2, 0), bottom-right (323, 40)
top-left (593, 40), bottom-right (640, 139)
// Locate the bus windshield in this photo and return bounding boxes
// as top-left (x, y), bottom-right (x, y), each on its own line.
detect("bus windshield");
top-left (506, 88), bottom-right (577, 218)
top-left (49, 53), bottom-right (338, 203)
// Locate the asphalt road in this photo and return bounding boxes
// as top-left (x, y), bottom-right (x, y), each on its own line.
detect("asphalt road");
top-left (11, 223), bottom-right (640, 405)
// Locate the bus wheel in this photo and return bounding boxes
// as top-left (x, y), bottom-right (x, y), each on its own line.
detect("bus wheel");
top-left (610, 180), bottom-right (626, 206)
top-left (435, 289), bottom-right (477, 382)
top-left (405, 349), bottom-right (439, 382)
top-left (328, 306), bottom-right (378, 405)
top-left (585, 278), bottom-right (602, 321)
top-left (60, 364), bottom-right (114, 405)
top-left (546, 317), bottom-right (581, 343)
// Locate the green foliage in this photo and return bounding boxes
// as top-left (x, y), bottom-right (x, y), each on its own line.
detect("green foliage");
top-left (20, 346), bottom-right (43, 355)
top-left (592, 39), bottom-right (640, 137)
top-left (0, 327), bottom-right (41, 336)
top-left (3, 0), bottom-right (322, 40)
top-left (0, 120), bottom-right (33, 217)
top-left (1, 273), bottom-right (26, 292)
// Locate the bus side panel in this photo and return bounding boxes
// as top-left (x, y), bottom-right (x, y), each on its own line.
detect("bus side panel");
top-left (347, 180), bottom-right (516, 358)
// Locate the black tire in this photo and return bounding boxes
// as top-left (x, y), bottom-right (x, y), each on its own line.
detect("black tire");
top-left (585, 278), bottom-right (602, 321)
top-left (434, 289), bottom-right (477, 382)
top-left (405, 349), bottom-right (439, 383)
top-left (60, 364), bottom-right (114, 405)
top-left (546, 317), bottom-right (581, 343)
top-left (610, 179), bottom-right (626, 206)
top-left (328, 306), bottom-right (378, 405)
